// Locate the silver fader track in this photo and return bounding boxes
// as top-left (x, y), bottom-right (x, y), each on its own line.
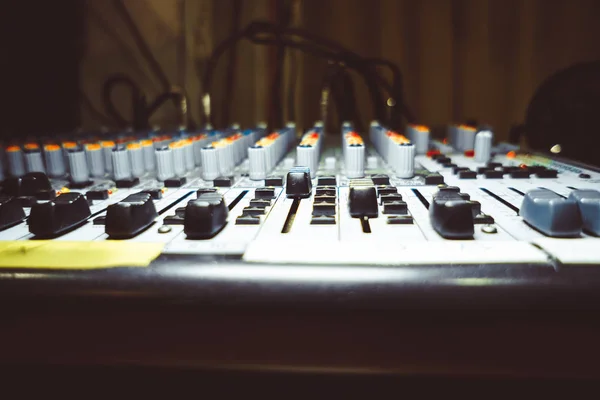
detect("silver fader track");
top-left (0, 121), bottom-right (599, 268)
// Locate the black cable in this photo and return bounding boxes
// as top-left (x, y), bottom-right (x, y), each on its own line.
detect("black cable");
top-left (102, 74), bottom-right (143, 127)
top-left (248, 34), bottom-right (388, 123)
top-left (102, 74), bottom-right (188, 130)
top-left (244, 25), bottom-right (396, 120)
top-left (98, 0), bottom-right (196, 130)
top-left (200, 20), bottom-right (409, 130)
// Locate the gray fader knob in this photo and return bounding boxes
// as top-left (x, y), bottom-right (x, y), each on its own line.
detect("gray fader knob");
top-left (568, 189), bottom-right (600, 236)
top-left (521, 188), bottom-right (582, 237)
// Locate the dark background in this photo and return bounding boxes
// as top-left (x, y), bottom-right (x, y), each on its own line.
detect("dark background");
top-left (2, 0), bottom-right (600, 149)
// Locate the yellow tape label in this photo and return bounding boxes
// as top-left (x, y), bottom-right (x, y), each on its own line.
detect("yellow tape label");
top-left (0, 241), bottom-right (164, 269)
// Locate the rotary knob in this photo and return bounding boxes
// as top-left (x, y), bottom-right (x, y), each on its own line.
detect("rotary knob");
top-left (112, 146), bottom-right (131, 181)
top-left (392, 143), bottom-right (415, 178)
top-left (406, 125), bottom-right (430, 155)
top-left (169, 141), bottom-right (186, 177)
top-left (200, 145), bottom-right (220, 181)
top-left (67, 148), bottom-right (90, 185)
top-left (474, 130), bottom-right (493, 163)
top-left (6, 145), bottom-right (25, 177)
top-left (23, 144), bottom-right (45, 174)
top-left (127, 142), bottom-right (145, 178)
top-left (248, 145), bottom-right (268, 180)
top-left (345, 144), bottom-right (365, 179)
top-left (141, 139), bottom-right (155, 172)
top-left (85, 143), bottom-right (105, 178)
top-left (155, 146), bottom-right (175, 181)
top-left (44, 144), bottom-right (66, 178)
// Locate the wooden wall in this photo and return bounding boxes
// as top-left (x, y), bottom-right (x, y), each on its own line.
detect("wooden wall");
top-left (80, 0), bottom-right (600, 140)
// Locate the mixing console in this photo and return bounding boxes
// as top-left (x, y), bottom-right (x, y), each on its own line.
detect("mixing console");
top-left (0, 121), bottom-right (599, 269)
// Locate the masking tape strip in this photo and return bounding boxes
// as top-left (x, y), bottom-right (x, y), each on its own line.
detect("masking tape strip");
top-left (0, 241), bottom-right (164, 269)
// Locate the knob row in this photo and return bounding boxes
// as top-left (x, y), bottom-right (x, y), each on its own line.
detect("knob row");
top-left (0, 130), bottom-right (226, 181)
top-left (370, 124), bottom-right (415, 178)
top-left (448, 124), bottom-right (476, 152)
top-left (342, 124), bottom-right (365, 179)
top-left (296, 130), bottom-right (322, 178)
top-left (248, 128), bottom-right (295, 180)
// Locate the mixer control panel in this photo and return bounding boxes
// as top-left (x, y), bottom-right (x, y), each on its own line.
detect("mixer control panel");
top-left (0, 121), bottom-right (599, 270)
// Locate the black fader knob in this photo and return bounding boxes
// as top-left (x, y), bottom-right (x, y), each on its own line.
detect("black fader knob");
top-left (105, 192), bottom-right (158, 239)
top-left (286, 167), bottom-right (312, 198)
top-left (21, 172), bottom-right (55, 200)
top-left (0, 196), bottom-right (26, 231)
top-left (184, 192), bottom-right (228, 239)
top-left (29, 192), bottom-right (91, 237)
top-left (429, 190), bottom-right (474, 239)
top-left (348, 183), bottom-right (378, 218)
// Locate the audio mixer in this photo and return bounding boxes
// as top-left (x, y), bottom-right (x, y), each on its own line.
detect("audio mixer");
top-left (0, 121), bottom-right (600, 305)
top-left (3, 120), bottom-right (600, 377)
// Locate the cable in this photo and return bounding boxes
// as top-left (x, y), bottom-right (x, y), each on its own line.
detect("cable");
top-left (96, 0), bottom-right (196, 130)
top-left (199, 20), bottom-right (408, 130)
top-left (248, 33), bottom-right (389, 123)
top-left (102, 74), bottom-right (189, 130)
top-left (199, 20), bottom-right (410, 133)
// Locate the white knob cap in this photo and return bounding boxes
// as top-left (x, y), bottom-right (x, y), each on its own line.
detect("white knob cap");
top-left (101, 141), bottom-right (115, 173)
top-left (68, 148), bottom-right (90, 184)
top-left (456, 125), bottom-right (476, 151)
top-left (201, 146), bottom-right (219, 180)
top-left (127, 143), bottom-right (145, 178)
top-left (156, 146), bottom-right (175, 181)
top-left (217, 144), bottom-right (233, 176)
top-left (24, 147), bottom-right (45, 174)
top-left (169, 142), bottom-right (186, 177)
top-left (407, 125), bottom-right (430, 155)
top-left (248, 145), bottom-right (268, 180)
top-left (474, 130), bottom-right (494, 163)
top-left (192, 136), bottom-right (206, 166)
top-left (85, 144), bottom-right (105, 178)
top-left (394, 143), bottom-right (415, 178)
top-left (182, 139), bottom-right (195, 171)
top-left (345, 144), bottom-right (365, 179)
top-left (112, 146), bottom-right (131, 181)
top-left (296, 144), bottom-right (319, 178)
top-left (6, 146), bottom-right (25, 177)
top-left (142, 140), bottom-right (155, 172)
top-left (44, 144), bottom-right (66, 178)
